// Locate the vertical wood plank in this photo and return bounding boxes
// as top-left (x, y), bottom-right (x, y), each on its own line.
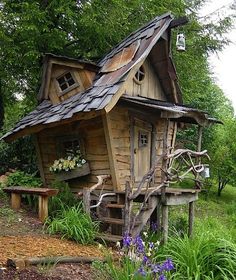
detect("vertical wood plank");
top-left (188, 201), bottom-right (194, 238)
top-left (83, 188), bottom-right (91, 215)
top-left (11, 193), bottom-right (21, 210)
top-left (34, 135), bottom-right (46, 185)
top-left (102, 114), bottom-right (119, 189)
top-left (38, 196), bottom-right (48, 222)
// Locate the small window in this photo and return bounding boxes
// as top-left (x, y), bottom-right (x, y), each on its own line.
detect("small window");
top-left (134, 65), bottom-right (145, 84)
top-left (56, 136), bottom-right (84, 158)
top-left (63, 139), bottom-right (80, 157)
top-left (57, 72), bottom-right (76, 92)
top-left (139, 131), bottom-right (148, 147)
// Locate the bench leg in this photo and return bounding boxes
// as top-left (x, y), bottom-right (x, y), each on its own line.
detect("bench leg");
top-left (11, 193), bottom-right (21, 210)
top-left (38, 196), bottom-right (48, 223)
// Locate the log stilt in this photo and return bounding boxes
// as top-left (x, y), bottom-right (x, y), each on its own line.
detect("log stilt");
top-left (38, 196), bottom-right (48, 222)
top-left (188, 201), bottom-right (194, 238)
top-left (162, 204), bottom-right (169, 244)
top-left (11, 193), bottom-right (21, 210)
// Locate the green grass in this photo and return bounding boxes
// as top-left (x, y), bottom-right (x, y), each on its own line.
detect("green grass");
top-left (45, 202), bottom-right (99, 244)
top-left (159, 232), bottom-right (236, 280)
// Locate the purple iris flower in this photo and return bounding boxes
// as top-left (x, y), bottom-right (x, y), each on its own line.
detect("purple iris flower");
top-left (134, 235), bottom-right (145, 253)
top-left (152, 263), bottom-right (161, 274)
top-left (142, 255), bottom-right (149, 264)
top-left (149, 241), bottom-right (154, 249)
top-left (159, 274), bottom-right (166, 280)
top-left (161, 258), bottom-right (175, 271)
top-left (123, 232), bottom-right (132, 248)
top-left (151, 222), bottom-right (158, 232)
top-left (137, 266), bottom-right (146, 276)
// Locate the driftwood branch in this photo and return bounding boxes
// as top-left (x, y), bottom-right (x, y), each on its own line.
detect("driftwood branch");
top-left (83, 175), bottom-right (110, 214)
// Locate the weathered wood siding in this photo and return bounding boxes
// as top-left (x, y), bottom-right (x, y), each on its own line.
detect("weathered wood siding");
top-left (48, 64), bottom-right (95, 105)
top-left (36, 116), bottom-right (112, 191)
top-left (108, 107), bottom-right (131, 189)
top-left (154, 120), bottom-right (176, 184)
top-left (124, 59), bottom-right (166, 100)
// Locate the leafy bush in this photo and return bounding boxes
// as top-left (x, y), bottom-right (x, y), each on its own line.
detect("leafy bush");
top-left (48, 181), bottom-right (78, 217)
top-left (6, 170), bottom-right (42, 187)
top-left (159, 232), bottom-right (236, 279)
top-left (0, 136), bottom-right (38, 175)
top-left (5, 170), bottom-right (42, 209)
top-left (45, 203), bottom-right (98, 244)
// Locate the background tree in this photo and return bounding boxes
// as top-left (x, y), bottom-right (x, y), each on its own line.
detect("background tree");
top-left (0, 0), bottom-right (235, 178)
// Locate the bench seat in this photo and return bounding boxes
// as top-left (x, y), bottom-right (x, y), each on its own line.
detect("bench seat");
top-left (3, 186), bottom-right (59, 222)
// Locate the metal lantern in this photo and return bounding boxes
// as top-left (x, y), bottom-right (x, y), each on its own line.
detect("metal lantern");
top-left (176, 33), bottom-right (186, 51)
top-left (200, 165), bottom-right (210, 178)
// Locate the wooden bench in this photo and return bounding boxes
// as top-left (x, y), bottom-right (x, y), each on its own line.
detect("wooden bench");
top-left (3, 187), bottom-right (59, 222)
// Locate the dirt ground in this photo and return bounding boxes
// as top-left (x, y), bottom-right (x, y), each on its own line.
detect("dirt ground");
top-left (0, 196), bottom-right (104, 280)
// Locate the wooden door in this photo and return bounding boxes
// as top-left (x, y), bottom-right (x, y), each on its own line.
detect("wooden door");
top-left (133, 119), bottom-right (152, 183)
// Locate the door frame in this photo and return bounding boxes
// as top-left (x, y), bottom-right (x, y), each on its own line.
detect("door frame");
top-left (129, 112), bottom-right (157, 185)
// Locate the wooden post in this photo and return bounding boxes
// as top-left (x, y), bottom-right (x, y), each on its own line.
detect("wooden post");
top-left (196, 125), bottom-right (203, 188)
top-left (188, 201), bottom-right (194, 238)
top-left (197, 126), bottom-right (203, 152)
top-left (38, 196), bottom-right (48, 222)
top-left (83, 188), bottom-right (91, 215)
top-left (124, 181), bottom-right (131, 234)
top-left (11, 193), bottom-right (21, 210)
top-left (162, 204), bottom-right (169, 244)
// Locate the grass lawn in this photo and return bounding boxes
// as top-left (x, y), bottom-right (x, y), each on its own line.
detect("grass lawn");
top-left (169, 181), bottom-right (236, 242)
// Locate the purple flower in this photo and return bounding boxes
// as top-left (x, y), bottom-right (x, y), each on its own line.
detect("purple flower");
top-left (137, 266), bottom-right (146, 276)
top-left (142, 255), bottom-right (149, 264)
top-left (152, 263), bottom-right (161, 274)
top-left (123, 232), bottom-right (132, 248)
top-left (151, 222), bottom-right (158, 232)
top-left (149, 242), bottom-right (154, 249)
top-left (159, 274), bottom-right (166, 280)
top-left (161, 258), bottom-right (175, 272)
top-left (134, 235), bottom-right (145, 253)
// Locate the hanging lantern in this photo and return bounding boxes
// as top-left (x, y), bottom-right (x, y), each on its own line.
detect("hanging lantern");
top-left (176, 33), bottom-right (186, 51)
top-left (200, 165), bottom-right (210, 178)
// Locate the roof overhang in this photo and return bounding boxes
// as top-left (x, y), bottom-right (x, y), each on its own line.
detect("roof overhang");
top-left (120, 95), bottom-right (222, 127)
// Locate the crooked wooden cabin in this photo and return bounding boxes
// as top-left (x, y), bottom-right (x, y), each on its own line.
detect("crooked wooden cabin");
top-left (2, 13), bottom-right (219, 242)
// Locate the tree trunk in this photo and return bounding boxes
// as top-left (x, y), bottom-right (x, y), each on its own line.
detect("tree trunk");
top-left (217, 176), bottom-right (229, 196)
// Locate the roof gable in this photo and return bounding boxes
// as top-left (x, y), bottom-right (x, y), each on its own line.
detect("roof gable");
top-left (2, 12), bottom-right (187, 141)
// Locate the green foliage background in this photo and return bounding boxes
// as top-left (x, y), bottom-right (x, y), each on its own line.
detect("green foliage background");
top-left (0, 0), bottom-right (235, 190)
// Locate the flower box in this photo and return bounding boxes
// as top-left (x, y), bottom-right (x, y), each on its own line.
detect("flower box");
top-left (55, 163), bottom-right (90, 181)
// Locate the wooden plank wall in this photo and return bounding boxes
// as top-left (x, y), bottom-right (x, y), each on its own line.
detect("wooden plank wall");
top-left (124, 58), bottom-right (166, 101)
top-left (154, 120), bottom-right (175, 184)
top-left (48, 64), bottom-right (95, 105)
top-left (109, 107), bottom-right (131, 189)
top-left (37, 116), bottom-right (112, 191)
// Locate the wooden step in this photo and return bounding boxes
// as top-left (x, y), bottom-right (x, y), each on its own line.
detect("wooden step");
top-left (106, 203), bottom-right (125, 209)
top-left (100, 217), bottom-right (124, 225)
top-left (96, 233), bottom-right (122, 243)
top-left (100, 217), bottom-right (141, 225)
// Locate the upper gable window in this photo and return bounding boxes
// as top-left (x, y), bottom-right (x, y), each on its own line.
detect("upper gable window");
top-left (134, 65), bottom-right (145, 84)
top-left (57, 72), bottom-right (76, 92)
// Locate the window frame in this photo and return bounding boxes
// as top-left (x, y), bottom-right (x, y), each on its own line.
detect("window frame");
top-left (56, 135), bottom-right (85, 158)
top-left (133, 65), bottom-right (146, 85)
top-left (56, 71), bottom-right (79, 96)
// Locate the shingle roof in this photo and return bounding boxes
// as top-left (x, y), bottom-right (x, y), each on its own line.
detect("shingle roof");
top-left (120, 95), bottom-right (222, 126)
top-left (2, 12), bottom-right (180, 141)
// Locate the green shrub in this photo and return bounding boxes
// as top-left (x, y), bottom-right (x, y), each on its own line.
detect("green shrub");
top-left (48, 181), bottom-right (78, 217)
top-left (0, 136), bottom-right (37, 175)
top-left (159, 232), bottom-right (236, 279)
top-left (6, 170), bottom-right (42, 210)
top-left (6, 170), bottom-right (42, 187)
top-left (45, 202), bottom-right (98, 244)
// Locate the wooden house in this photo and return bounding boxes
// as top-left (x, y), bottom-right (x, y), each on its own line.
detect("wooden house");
top-left (2, 13), bottom-right (219, 241)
